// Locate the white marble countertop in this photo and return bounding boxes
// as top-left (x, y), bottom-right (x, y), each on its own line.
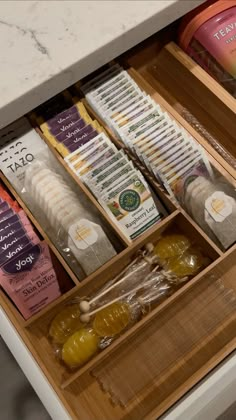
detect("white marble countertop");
top-left (0, 0), bottom-right (204, 129)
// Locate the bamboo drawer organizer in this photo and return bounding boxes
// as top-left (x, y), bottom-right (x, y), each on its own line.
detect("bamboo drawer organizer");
top-left (1, 22), bottom-right (236, 420)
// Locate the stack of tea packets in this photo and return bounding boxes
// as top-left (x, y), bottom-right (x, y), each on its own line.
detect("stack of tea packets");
top-left (34, 93), bottom-right (167, 241)
top-left (80, 64), bottom-right (213, 201)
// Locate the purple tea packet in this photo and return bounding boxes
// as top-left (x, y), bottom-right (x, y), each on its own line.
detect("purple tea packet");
top-left (0, 227), bottom-right (38, 254)
top-left (0, 211), bottom-right (31, 233)
top-left (61, 125), bottom-right (96, 147)
top-left (54, 119), bottom-right (87, 144)
top-left (0, 231), bottom-right (39, 266)
top-left (0, 222), bottom-right (33, 244)
top-left (44, 105), bottom-right (83, 135)
top-left (0, 201), bottom-right (10, 214)
top-left (59, 129), bottom-right (98, 156)
top-left (0, 208), bottom-right (15, 223)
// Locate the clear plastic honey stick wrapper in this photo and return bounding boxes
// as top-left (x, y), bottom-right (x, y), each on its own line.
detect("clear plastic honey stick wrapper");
top-left (92, 276), bottom-right (236, 408)
top-left (179, 106), bottom-right (236, 170)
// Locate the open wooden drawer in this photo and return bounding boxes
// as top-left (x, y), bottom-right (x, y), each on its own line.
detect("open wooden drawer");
top-left (1, 18), bottom-right (236, 420)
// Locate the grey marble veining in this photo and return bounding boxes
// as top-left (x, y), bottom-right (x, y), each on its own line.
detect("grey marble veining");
top-left (0, 0), bottom-right (204, 130)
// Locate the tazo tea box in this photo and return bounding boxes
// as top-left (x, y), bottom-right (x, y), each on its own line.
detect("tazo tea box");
top-left (0, 120), bottom-right (47, 191)
top-left (99, 172), bottom-right (165, 240)
top-left (0, 242), bottom-right (61, 319)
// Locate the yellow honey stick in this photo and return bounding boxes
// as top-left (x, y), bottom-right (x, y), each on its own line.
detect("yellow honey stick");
top-left (79, 243), bottom-right (156, 322)
top-left (79, 274), bottom-right (159, 324)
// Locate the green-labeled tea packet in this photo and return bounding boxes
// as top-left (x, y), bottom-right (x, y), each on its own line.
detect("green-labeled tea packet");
top-left (99, 172), bottom-right (166, 240)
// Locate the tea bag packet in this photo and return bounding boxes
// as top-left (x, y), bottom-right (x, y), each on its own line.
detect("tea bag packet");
top-left (0, 222), bottom-right (38, 254)
top-left (150, 136), bottom-right (198, 181)
top-left (0, 118), bottom-right (47, 192)
top-left (39, 102), bottom-right (89, 136)
top-left (64, 132), bottom-right (109, 168)
top-left (86, 154), bottom-right (130, 189)
top-left (131, 113), bottom-right (171, 155)
top-left (0, 230), bottom-right (40, 267)
top-left (118, 108), bottom-right (162, 146)
top-left (0, 201), bottom-right (10, 214)
top-left (99, 171), bottom-right (166, 240)
top-left (88, 77), bottom-right (135, 110)
top-left (85, 70), bottom-right (131, 98)
top-left (81, 64), bottom-right (215, 205)
top-left (84, 68), bottom-right (131, 102)
top-left (0, 242), bottom-right (61, 319)
top-left (24, 160), bottom-right (116, 275)
top-left (0, 208), bottom-right (17, 223)
top-left (0, 218), bottom-right (33, 244)
top-left (95, 83), bottom-right (143, 122)
top-left (184, 176), bottom-right (236, 250)
top-left (103, 88), bottom-right (144, 128)
top-left (81, 150), bottom-right (125, 184)
top-left (0, 203), bottom-right (37, 254)
top-left (67, 134), bottom-right (114, 174)
top-left (0, 183), bottom-right (61, 319)
top-left (147, 137), bottom-right (190, 183)
top-left (106, 93), bottom-right (146, 126)
top-left (57, 125), bottom-right (100, 158)
top-left (0, 211), bottom-right (31, 234)
top-left (113, 99), bottom-right (159, 135)
top-left (67, 218), bottom-right (116, 275)
top-left (111, 96), bottom-right (154, 126)
top-left (45, 113), bottom-right (95, 149)
top-left (76, 145), bottom-right (118, 177)
top-left (83, 69), bottom-right (144, 129)
top-left (125, 111), bottom-right (167, 153)
top-left (140, 124), bottom-right (182, 171)
top-left (89, 162), bottom-right (135, 196)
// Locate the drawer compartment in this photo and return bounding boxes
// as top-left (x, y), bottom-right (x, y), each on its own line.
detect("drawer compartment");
top-left (17, 246), bottom-right (236, 420)
top-left (26, 211), bottom-right (220, 388)
top-left (123, 38), bottom-right (236, 179)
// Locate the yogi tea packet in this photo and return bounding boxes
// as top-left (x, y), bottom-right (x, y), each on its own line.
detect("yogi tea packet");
top-left (0, 242), bottom-right (61, 319)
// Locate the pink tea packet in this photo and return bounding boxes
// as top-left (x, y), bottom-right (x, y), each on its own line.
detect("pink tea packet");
top-left (0, 230), bottom-right (39, 266)
top-left (0, 241), bottom-right (61, 319)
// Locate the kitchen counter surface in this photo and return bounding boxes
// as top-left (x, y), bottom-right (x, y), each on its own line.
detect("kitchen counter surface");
top-left (0, 0), bottom-right (204, 129)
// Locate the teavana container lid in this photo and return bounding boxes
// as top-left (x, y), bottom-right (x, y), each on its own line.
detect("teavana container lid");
top-left (179, 0), bottom-right (236, 50)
